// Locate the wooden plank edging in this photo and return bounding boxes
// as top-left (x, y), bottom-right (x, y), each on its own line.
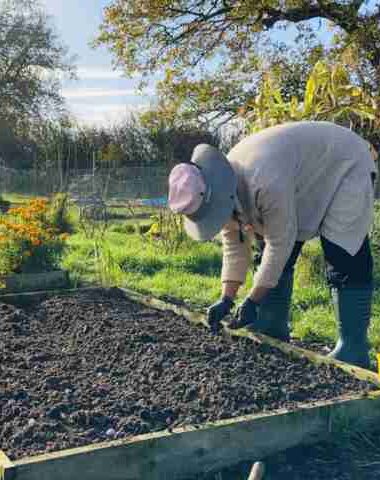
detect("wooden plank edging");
top-left (6, 393), bottom-right (380, 480)
top-left (0, 451), bottom-right (13, 480)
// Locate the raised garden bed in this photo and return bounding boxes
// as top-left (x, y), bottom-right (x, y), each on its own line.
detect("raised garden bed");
top-left (1, 288), bottom-right (380, 480)
top-left (0, 270), bottom-right (69, 294)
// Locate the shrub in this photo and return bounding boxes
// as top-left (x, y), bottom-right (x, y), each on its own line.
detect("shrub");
top-left (0, 195), bottom-right (10, 213)
top-left (48, 193), bottom-right (73, 233)
top-left (0, 198), bottom-right (68, 274)
top-left (145, 208), bottom-right (187, 253)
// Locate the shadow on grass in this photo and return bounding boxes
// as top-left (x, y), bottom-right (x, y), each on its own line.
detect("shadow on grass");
top-left (120, 256), bottom-right (166, 276)
top-left (178, 254), bottom-right (222, 276)
top-left (119, 252), bottom-right (222, 278)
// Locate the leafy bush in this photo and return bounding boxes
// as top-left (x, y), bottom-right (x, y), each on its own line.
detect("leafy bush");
top-left (48, 193), bottom-right (73, 233)
top-left (0, 195), bottom-right (10, 213)
top-left (145, 208), bottom-right (187, 253)
top-left (248, 61), bottom-right (378, 135)
top-left (0, 198), bottom-right (68, 274)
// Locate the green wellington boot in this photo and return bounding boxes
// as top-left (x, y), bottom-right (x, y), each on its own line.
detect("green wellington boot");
top-left (329, 286), bottom-right (373, 370)
top-left (253, 271), bottom-right (293, 341)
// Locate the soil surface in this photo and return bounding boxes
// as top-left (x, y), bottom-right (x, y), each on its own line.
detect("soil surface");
top-left (0, 288), bottom-right (375, 460)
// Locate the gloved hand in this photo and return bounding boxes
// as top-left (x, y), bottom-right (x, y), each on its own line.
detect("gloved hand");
top-left (229, 297), bottom-right (258, 330)
top-left (207, 296), bottom-right (234, 334)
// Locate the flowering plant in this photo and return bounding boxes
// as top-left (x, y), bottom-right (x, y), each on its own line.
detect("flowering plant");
top-left (0, 198), bottom-right (69, 275)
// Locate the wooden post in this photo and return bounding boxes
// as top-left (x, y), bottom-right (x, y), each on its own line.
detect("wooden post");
top-left (248, 462), bottom-right (265, 480)
top-left (0, 450), bottom-right (13, 480)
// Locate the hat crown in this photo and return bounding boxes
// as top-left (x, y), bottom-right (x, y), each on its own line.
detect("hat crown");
top-left (168, 163), bottom-right (206, 215)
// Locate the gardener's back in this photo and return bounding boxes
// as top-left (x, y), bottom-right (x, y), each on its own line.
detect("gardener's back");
top-left (228, 120), bottom-right (376, 253)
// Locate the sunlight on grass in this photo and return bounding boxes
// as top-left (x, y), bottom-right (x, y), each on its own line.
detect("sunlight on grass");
top-left (292, 305), bottom-right (336, 342)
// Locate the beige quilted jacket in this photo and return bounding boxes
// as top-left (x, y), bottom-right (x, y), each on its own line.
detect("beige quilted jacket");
top-left (220, 121), bottom-right (376, 288)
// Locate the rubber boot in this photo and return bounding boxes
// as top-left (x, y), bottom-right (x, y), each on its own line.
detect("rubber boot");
top-left (253, 270), bottom-right (293, 341)
top-left (329, 286), bottom-right (372, 369)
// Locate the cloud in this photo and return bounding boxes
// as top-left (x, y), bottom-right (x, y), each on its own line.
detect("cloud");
top-left (74, 66), bottom-right (160, 82)
top-left (62, 87), bottom-right (154, 99)
top-left (76, 66), bottom-right (126, 80)
top-left (68, 103), bottom-right (149, 127)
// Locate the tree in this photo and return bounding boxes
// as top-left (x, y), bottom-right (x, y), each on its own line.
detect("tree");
top-left (100, 142), bottom-right (124, 167)
top-left (0, 0), bottom-right (74, 130)
top-left (97, 1), bottom-right (380, 127)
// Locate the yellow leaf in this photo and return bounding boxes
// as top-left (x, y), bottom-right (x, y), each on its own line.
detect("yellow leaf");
top-left (304, 76), bottom-right (316, 113)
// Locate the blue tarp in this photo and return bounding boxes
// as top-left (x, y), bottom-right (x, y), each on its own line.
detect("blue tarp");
top-left (139, 197), bottom-right (167, 207)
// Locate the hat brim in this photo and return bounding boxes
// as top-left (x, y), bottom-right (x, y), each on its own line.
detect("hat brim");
top-left (184, 144), bottom-right (237, 241)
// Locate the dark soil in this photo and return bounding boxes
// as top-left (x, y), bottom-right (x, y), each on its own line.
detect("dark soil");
top-left (0, 288), bottom-right (375, 461)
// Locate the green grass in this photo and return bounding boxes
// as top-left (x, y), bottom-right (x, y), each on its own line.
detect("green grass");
top-left (1, 193), bottom-right (45, 204)
top-left (62, 232), bottom-right (226, 307)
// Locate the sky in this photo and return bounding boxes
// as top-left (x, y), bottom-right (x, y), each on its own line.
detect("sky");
top-left (41, 0), bottom-right (152, 127)
top-left (41, 0), bottom-right (378, 128)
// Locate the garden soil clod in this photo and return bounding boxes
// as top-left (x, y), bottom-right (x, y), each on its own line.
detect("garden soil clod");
top-left (0, 289), bottom-right (375, 460)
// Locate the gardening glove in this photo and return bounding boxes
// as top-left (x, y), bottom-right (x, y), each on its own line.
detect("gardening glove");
top-left (207, 296), bottom-right (234, 334)
top-left (228, 297), bottom-right (258, 330)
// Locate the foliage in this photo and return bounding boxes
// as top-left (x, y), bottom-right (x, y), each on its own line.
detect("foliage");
top-left (146, 208), bottom-right (187, 254)
top-left (0, 0), bottom-right (74, 172)
top-left (247, 61), bottom-right (378, 134)
top-left (47, 193), bottom-right (73, 233)
top-left (77, 197), bottom-right (109, 241)
top-left (0, 196), bottom-right (11, 213)
top-left (0, 198), bottom-right (68, 274)
top-left (96, 1), bottom-right (380, 127)
top-left (101, 142), bottom-right (124, 167)
top-left (140, 75), bottom-right (259, 129)
top-left (1, 113), bottom-right (218, 177)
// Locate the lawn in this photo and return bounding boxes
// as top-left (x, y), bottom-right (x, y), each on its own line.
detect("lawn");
top-left (62, 201), bottom-right (380, 364)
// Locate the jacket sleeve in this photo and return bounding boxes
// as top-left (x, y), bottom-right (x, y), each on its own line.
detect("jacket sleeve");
top-left (253, 185), bottom-right (297, 288)
top-left (220, 219), bottom-right (253, 284)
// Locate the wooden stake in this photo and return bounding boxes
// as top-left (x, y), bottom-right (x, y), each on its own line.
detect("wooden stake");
top-left (248, 462), bottom-right (265, 480)
top-left (0, 450), bottom-right (13, 480)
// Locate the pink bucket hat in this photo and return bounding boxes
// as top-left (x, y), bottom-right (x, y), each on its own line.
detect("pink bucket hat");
top-left (168, 144), bottom-right (237, 241)
top-left (168, 163), bottom-right (208, 215)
